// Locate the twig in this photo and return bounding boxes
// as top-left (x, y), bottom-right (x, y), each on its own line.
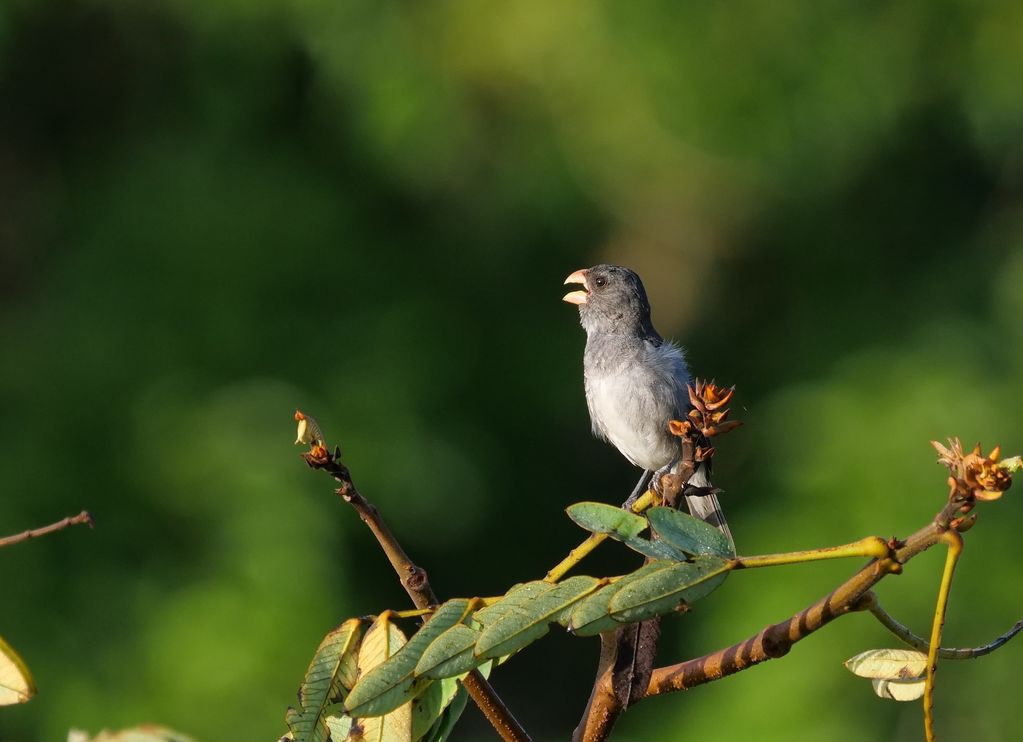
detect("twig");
top-left (924, 530), bottom-right (962, 742)
top-left (0, 511), bottom-right (93, 550)
top-left (860, 591), bottom-right (1023, 658)
top-left (299, 434), bottom-right (532, 742)
top-left (730, 536), bottom-right (891, 569)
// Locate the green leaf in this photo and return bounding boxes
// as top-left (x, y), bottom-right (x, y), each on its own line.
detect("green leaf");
top-left (474, 581), bottom-right (558, 627)
top-left (418, 686), bottom-right (468, 742)
top-left (476, 576), bottom-right (601, 659)
top-left (567, 562), bottom-right (673, 636)
top-left (608, 557), bottom-right (731, 623)
top-left (346, 601), bottom-right (471, 719)
top-left (621, 536), bottom-right (688, 562)
top-left (566, 502), bottom-right (648, 540)
top-left (647, 507), bottom-right (735, 557)
top-left (414, 624), bottom-right (482, 680)
top-left (348, 613), bottom-right (414, 741)
top-left (411, 676), bottom-right (461, 741)
top-left (285, 618), bottom-right (364, 742)
top-left (0, 634), bottom-right (36, 706)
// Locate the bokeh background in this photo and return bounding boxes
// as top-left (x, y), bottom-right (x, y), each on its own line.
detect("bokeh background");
top-left (2, 1), bottom-right (1022, 740)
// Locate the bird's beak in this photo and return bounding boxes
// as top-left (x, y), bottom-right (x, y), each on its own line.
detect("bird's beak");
top-left (562, 269), bottom-right (589, 305)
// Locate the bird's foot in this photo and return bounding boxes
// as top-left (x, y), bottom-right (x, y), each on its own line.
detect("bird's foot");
top-left (621, 470), bottom-right (653, 511)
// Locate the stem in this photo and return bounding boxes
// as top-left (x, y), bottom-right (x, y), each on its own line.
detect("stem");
top-left (861, 592), bottom-right (1023, 659)
top-left (302, 442), bottom-right (532, 742)
top-left (731, 537), bottom-right (892, 569)
top-left (0, 511), bottom-right (93, 549)
top-left (924, 530), bottom-right (963, 742)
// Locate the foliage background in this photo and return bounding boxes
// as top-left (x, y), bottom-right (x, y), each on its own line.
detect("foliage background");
top-left (1, 1), bottom-right (1022, 740)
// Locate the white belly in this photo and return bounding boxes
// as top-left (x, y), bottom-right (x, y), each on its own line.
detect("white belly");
top-left (585, 372), bottom-right (678, 471)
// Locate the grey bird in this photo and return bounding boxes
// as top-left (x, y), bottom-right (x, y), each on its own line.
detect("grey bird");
top-left (563, 264), bottom-right (733, 546)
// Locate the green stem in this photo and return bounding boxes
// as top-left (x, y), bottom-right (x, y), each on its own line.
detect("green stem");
top-left (730, 537), bottom-right (891, 569)
top-left (545, 491), bottom-right (657, 583)
top-left (924, 531), bottom-right (963, 742)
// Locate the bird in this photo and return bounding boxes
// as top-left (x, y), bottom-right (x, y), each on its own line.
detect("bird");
top-left (562, 264), bottom-right (733, 546)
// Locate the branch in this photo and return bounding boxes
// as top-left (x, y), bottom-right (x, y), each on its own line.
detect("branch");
top-left (297, 418), bottom-right (532, 742)
top-left (0, 511), bottom-right (93, 549)
top-left (643, 514), bottom-right (955, 697)
top-left (861, 591), bottom-right (1023, 659)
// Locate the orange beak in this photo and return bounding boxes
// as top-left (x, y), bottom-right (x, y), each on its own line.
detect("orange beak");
top-left (562, 269), bottom-right (589, 305)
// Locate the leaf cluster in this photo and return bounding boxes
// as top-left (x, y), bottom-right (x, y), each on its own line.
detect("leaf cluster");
top-left (285, 503), bottom-right (734, 740)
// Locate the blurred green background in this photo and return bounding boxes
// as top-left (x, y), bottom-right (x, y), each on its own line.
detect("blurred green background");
top-left (1, 1), bottom-right (1022, 740)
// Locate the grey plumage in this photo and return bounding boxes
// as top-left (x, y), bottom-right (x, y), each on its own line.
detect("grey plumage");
top-left (563, 264), bottom-right (733, 547)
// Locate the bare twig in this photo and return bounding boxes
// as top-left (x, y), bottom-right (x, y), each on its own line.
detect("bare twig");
top-left (861, 591), bottom-right (1023, 659)
top-left (924, 530), bottom-right (962, 742)
top-left (0, 511), bottom-right (93, 550)
top-left (298, 422), bottom-right (532, 742)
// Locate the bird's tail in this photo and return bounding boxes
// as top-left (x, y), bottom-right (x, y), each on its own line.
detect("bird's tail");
top-left (684, 461), bottom-right (735, 554)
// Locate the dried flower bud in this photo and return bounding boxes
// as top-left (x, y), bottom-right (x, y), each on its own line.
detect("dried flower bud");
top-left (932, 437), bottom-right (1015, 503)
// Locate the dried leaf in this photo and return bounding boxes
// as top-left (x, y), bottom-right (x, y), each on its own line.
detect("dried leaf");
top-left (871, 677), bottom-right (927, 701)
top-left (843, 648), bottom-right (928, 680)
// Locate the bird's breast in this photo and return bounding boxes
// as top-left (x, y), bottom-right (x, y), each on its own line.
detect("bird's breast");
top-left (583, 360), bottom-right (681, 471)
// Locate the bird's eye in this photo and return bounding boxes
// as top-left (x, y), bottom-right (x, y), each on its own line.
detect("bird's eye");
top-left (594, 276), bottom-right (607, 288)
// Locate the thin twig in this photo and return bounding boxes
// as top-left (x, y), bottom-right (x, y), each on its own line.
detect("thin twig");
top-left (924, 530), bottom-right (963, 742)
top-left (860, 591), bottom-right (1023, 659)
top-left (300, 435), bottom-right (532, 742)
top-left (730, 536), bottom-right (891, 569)
top-left (0, 511), bottom-right (93, 549)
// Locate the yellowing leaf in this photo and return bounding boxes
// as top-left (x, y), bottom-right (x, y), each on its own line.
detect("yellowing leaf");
top-left (0, 634), bottom-right (36, 706)
top-left (352, 614), bottom-right (413, 742)
top-left (346, 600), bottom-right (471, 718)
top-left (286, 618), bottom-right (364, 742)
top-left (843, 648), bottom-right (928, 680)
top-left (871, 677), bottom-right (927, 701)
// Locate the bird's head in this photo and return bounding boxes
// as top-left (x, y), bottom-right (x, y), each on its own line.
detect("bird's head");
top-left (563, 264), bottom-right (654, 335)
